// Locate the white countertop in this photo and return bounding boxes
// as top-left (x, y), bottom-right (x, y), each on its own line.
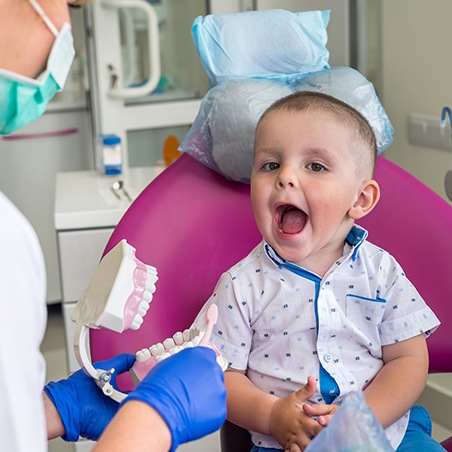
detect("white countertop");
top-left (55, 166), bottom-right (165, 230)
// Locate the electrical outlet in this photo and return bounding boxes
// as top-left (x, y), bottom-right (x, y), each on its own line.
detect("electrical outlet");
top-left (408, 114), bottom-right (452, 152)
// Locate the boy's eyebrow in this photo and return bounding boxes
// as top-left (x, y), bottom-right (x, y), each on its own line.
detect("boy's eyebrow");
top-left (255, 146), bottom-right (339, 159)
top-left (297, 147), bottom-right (340, 163)
top-left (254, 145), bottom-right (278, 153)
top-left (253, 146), bottom-right (283, 159)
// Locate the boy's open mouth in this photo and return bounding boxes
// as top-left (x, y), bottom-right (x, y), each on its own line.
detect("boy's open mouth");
top-left (276, 204), bottom-right (308, 234)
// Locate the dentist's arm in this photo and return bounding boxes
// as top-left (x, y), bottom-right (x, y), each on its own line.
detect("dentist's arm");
top-left (44, 348), bottom-right (226, 449)
top-left (94, 401), bottom-right (172, 451)
top-left (44, 353), bottom-right (136, 441)
top-left (43, 391), bottom-right (65, 440)
top-left (94, 347), bottom-right (226, 452)
top-left (95, 347), bottom-right (227, 452)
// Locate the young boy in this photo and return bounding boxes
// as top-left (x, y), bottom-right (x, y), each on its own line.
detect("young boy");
top-left (194, 91), bottom-right (442, 451)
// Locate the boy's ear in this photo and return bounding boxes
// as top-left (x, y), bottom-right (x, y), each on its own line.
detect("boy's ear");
top-left (349, 179), bottom-right (380, 220)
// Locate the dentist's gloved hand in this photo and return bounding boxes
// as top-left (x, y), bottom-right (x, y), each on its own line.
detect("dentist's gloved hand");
top-left (44, 353), bottom-right (135, 441)
top-left (122, 347), bottom-right (227, 452)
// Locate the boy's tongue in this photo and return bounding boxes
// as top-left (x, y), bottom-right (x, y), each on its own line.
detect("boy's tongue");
top-left (281, 209), bottom-right (307, 234)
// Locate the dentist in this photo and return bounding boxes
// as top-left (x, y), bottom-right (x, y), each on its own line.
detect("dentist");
top-left (0, 1), bottom-right (226, 451)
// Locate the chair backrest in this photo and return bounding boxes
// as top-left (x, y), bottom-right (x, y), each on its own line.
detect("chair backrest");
top-left (89, 153), bottom-right (451, 451)
top-left (358, 156), bottom-right (452, 373)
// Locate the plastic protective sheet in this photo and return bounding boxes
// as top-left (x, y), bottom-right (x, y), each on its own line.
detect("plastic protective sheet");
top-left (306, 391), bottom-right (394, 452)
top-left (192, 9), bottom-right (330, 87)
top-left (181, 68), bottom-right (394, 183)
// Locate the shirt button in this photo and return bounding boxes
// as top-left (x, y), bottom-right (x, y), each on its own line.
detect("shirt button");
top-left (323, 353), bottom-right (333, 363)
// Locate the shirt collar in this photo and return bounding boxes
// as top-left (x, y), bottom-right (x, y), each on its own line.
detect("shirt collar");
top-left (264, 224), bottom-right (369, 270)
top-left (264, 242), bottom-right (285, 269)
top-left (346, 225), bottom-right (368, 261)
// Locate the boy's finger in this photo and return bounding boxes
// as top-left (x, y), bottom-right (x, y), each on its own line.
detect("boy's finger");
top-left (294, 375), bottom-right (316, 401)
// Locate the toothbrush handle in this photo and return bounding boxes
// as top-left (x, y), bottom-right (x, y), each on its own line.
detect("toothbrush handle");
top-left (199, 304), bottom-right (218, 347)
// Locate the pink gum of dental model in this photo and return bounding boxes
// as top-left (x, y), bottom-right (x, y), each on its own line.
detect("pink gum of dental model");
top-left (123, 259), bottom-right (156, 330)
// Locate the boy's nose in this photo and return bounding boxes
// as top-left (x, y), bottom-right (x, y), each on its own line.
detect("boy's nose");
top-left (277, 167), bottom-right (297, 188)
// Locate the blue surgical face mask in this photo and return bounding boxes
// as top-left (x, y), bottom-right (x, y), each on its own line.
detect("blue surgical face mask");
top-left (0, 0), bottom-right (75, 135)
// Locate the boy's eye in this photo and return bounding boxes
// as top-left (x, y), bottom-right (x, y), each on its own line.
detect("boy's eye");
top-left (307, 162), bottom-right (326, 172)
top-left (262, 162), bottom-right (280, 172)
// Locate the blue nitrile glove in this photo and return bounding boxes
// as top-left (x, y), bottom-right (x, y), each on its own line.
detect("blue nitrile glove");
top-left (44, 353), bottom-right (135, 441)
top-left (121, 347), bottom-right (227, 451)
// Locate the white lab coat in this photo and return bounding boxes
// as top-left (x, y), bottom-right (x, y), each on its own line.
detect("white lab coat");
top-left (0, 192), bottom-right (47, 451)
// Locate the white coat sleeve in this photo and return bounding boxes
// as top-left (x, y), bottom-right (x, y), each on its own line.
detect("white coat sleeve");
top-left (0, 192), bottom-right (47, 451)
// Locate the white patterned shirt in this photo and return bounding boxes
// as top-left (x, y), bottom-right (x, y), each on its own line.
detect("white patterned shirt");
top-left (194, 226), bottom-right (440, 450)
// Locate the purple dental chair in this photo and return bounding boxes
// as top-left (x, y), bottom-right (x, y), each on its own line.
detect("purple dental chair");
top-left (89, 152), bottom-right (452, 451)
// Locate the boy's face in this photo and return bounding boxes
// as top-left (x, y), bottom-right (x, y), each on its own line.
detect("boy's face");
top-left (251, 109), bottom-right (374, 270)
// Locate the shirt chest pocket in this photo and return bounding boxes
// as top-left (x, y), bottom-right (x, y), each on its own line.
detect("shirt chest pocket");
top-left (345, 294), bottom-right (386, 328)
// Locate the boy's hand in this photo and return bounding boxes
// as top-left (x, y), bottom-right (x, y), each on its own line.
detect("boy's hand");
top-left (303, 402), bottom-right (339, 426)
top-left (269, 376), bottom-right (323, 451)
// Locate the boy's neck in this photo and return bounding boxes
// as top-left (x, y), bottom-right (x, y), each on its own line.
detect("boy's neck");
top-left (298, 247), bottom-right (344, 278)
top-left (292, 223), bottom-right (358, 277)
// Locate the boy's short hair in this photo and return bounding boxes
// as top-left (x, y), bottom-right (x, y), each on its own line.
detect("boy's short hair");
top-left (257, 91), bottom-right (378, 178)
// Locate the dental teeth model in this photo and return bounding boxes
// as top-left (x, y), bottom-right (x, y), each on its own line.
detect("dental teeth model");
top-left (130, 304), bottom-right (228, 384)
top-left (71, 240), bottom-right (226, 403)
top-left (72, 239), bottom-right (158, 402)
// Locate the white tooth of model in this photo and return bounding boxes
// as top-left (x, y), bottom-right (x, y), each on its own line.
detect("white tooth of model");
top-left (170, 345), bottom-right (184, 355)
top-left (190, 327), bottom-right (200, 340)
top-left (150, 343), bottom-right (164, 356)
top-left (72, 239), bottom-right (158, 403)
top-left (182, 329), bottom-right (191, 342)
top-left (156, 351), bottom-right (171, 362)
top-left (138, 300), bottom-right (150, 316)
top-left (130, 314), bottom-right (144, 330)
top-left (173, 331), bottom-right (184, 345)
top-left (163, 337), bottom-right (176, 350)
top-left (136, 348), bottom-right (151, 362)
